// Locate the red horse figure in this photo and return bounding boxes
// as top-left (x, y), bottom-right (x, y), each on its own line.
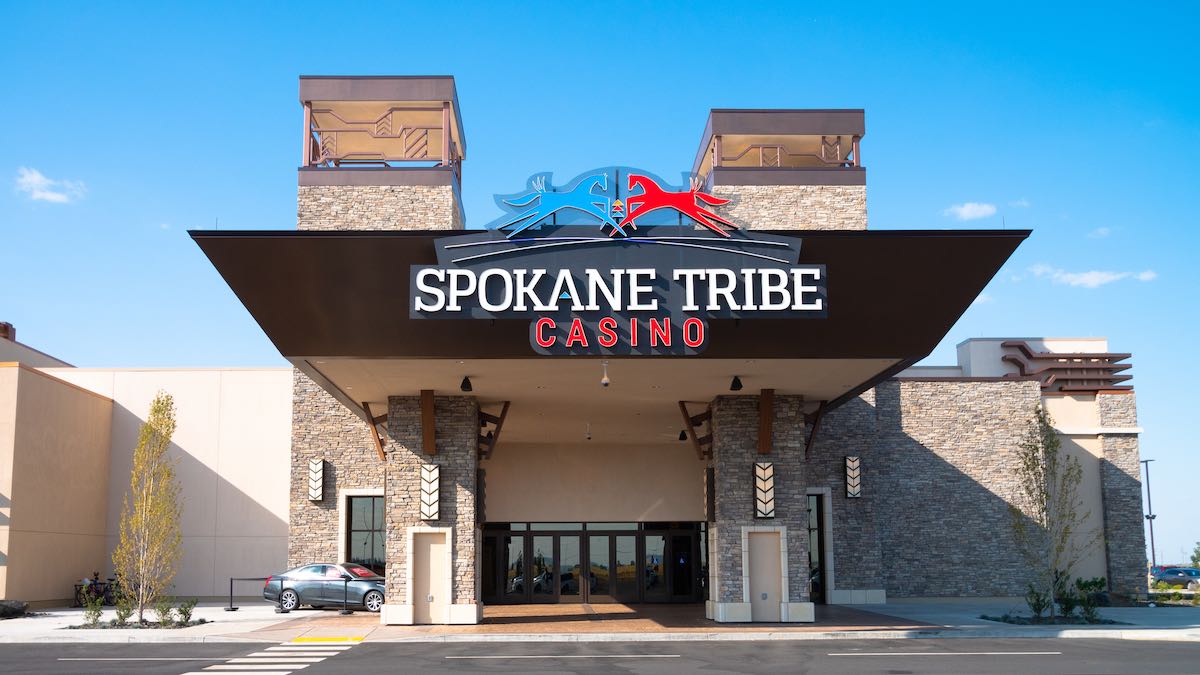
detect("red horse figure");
top-left (620, 174), bottom-right (738, 237)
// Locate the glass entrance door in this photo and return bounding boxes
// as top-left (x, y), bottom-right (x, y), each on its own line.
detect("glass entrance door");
top-left (587, 535), bottom-right (614, 602)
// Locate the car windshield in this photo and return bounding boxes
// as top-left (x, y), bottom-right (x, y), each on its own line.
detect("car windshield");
top-left (343, 564), bottom-right (380, 578)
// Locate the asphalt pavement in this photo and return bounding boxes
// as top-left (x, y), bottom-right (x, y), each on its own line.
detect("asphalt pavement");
top-left (4, 638), bottom-right (1200, 675)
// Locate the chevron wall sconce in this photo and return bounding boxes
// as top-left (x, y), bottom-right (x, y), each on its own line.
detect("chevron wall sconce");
top-left (420, 464), bottom-right (440, 520)
top-left (845, 456), bottom-right (862, 498)
top-left (754, 461), bottom-right (775, 518)
top-left (307, 459), bottom-right (324, 501)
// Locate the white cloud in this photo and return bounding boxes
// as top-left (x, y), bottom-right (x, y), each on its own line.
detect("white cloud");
top-left (1087, 227), bottom-right (1111, 238)
top-left (1009, 198), bottom-right (1031, 208)
top-left (943, 202), bottom-right (997, 220)
top-left (972, 292), bottom-right (995, 305)
top-left (15, 167), bottom-right (85, 203)
top-left (1030, 264), bottom-right (1158, 289)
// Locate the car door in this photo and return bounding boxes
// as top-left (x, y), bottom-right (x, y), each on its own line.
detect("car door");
top-left (289, 565), bottom-right (328, 605)
top-left (319, 564), bottom-right (350, 605)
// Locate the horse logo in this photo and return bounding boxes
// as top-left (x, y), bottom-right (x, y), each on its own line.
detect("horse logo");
top-left (496, 173), bottom-right (628, 238)
top-left (621, 174), bottom-right (737, 238)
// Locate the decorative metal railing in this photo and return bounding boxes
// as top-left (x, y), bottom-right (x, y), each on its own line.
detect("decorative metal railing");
top-left (303, 105), bottom-right (461, 175)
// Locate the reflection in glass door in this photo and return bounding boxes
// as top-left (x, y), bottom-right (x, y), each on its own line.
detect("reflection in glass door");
top-left (560, 536), bottom-right (582, 600)
top-left (531, 536), bottom-right (555, 602)
top-left (643, 534), bottom-right (668, 601)
top-left (671, 534), bottom-right (695, 599)
top-left (614, 535), bottom-right (639, 602)
top-left (503, 535), bottom-right (524, 601)
top-left (588, 535), bottom-right (613, 602)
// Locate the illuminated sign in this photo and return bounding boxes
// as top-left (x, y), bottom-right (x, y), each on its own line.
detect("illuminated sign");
top-left (410, 169), bottom-right (827, 355)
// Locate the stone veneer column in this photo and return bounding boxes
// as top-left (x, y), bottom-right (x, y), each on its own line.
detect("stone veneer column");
top-left (382, 394), bottom-right (479, 624)
top-left (297, 184), bottom-right (464, 230)
top-left (289, 369), bottom-right (384, 567)
top-left (707, 394), bottom-right (811, 622)
top-left (1096, 393), bottom-right (1147, 597)
top-left (710, 184), bottom-right (867, 230)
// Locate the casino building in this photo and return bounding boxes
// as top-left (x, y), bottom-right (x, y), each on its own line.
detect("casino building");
top-left (0, 75), bottom-right (1147, 622)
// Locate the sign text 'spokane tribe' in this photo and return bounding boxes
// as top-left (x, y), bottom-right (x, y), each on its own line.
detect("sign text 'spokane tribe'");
top-left (408, 168), bottom-right (827, 355)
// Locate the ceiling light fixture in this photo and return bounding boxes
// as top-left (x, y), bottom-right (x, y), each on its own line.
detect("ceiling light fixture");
top-left (460, 376), bottom-right (473, 392)
top-left (678, 430), bottom-right (688, 441)
top-left (600, 360), bottom-right (611, 388)
top-left (730, 376), bottom-right (743, 392)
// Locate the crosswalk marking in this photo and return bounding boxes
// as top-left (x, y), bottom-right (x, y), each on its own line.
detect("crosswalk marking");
top-left (226, 657), bottom-right (326, 663)
top-left (249, 651), bottom-right (340, 657)
top-left (188, 638), bottom-right (361, 675)
top-left (204, 667), bottom-right (311, 672)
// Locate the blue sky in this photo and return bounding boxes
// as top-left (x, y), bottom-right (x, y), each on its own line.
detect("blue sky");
top-left (2, 3), bottom-right (1197, 565)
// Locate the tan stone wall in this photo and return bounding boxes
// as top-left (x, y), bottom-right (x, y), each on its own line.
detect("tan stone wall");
top-left (873, 379), bottom-right (1042, 596)
top-left (710, 394), bottom-right (808, 604)
top-left (289, 370), bottom-right (383, 567)
top-left (712, 184), bottom-right (866, 230)
top-left (1097, 393), bottom-right (1146, 596)
top-left (297, 185), bottom-right (463, 231)
top-left (384, 395), bottom-right (478, 605)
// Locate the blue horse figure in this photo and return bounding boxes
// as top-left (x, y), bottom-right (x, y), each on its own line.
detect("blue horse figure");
top-left (497, 173), bottom-right (627, 238)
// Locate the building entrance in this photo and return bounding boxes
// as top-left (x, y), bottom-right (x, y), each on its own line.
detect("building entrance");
top-left (481, 523), bottom-right (704, 604)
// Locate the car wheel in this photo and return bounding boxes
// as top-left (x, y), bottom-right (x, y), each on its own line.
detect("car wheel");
top-left (363, 590), bottom-right (384, 613)
top-left (279, 589), bottom-right (299, 611)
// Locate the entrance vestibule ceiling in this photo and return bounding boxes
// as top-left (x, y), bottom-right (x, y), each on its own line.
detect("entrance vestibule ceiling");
top-left (305, 357), bottom-right (899, 445)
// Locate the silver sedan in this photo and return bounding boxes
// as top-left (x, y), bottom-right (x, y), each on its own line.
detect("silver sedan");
top-left (263, 562), bottom-right (385, 612)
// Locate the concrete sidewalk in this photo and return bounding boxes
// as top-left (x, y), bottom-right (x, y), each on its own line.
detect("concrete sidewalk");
top-left (2, 599), bottom-right (1199, 643)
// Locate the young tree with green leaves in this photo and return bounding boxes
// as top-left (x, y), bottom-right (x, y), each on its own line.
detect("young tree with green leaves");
top-left (112, 391), bottom-right (182, 624)
top-left (1008, 404), bottom-right (1100, 620)
top-left (1191, 542), bottom-right (1200, 568)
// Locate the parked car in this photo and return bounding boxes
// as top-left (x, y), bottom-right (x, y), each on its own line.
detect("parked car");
top-left (1152, 567), bottom-right (1200, 590)
top-left (263, 563), bottom-right (385, 612)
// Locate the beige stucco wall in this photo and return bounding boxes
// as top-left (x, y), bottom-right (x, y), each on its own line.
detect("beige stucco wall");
top-left (480, 442), bottom-right (705, 522)
top-left (0, 339), bottom-right (70, 367)
top-left (44, 368), bottom-right (293, 598)
top-left (0, 364), bottom-right (112, 602)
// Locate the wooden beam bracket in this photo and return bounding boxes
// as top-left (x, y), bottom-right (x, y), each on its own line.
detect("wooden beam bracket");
top-left (679, 401), bottom-right (714, 460)
top-left (757, 388), bottom-right (775, 455)
top-left (362, 402), bottom-right (387, 462)
top-left (478, 401), bottom-right (510, 459)
top-left (420, 390), bottom-right (436, 456)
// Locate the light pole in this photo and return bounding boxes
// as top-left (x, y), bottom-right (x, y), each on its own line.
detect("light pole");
top-left (1141, 459), bottom-right (1157, 569)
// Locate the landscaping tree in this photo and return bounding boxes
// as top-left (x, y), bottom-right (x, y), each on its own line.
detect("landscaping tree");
top-left (1008, 404), bottom-right (1100, 620)
top-left (1191, 542), bottom-right (1200, 568)
top-left (112, 391), bottom-right (182, 624)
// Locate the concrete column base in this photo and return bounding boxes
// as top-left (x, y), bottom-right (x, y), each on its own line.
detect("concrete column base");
top-left (829, 589), bottom-right (888, 604)
top-left (781, 602), bottom-right (815, 622)
top-left (380, 602), bottom-right (482, 625)
top-left (706, 601), bottom-right (752, 622)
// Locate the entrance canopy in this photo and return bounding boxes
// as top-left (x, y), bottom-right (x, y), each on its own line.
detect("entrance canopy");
top-left (192, 228), bottom-right (1025, 442)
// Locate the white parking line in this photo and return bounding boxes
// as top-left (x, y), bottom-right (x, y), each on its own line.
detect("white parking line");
top-left (445, 654), bottom-right (681, 659)
top-left (183, 672), bottom-right (294, 675)
top-left (248, 648), bottom-right (340, 653)
top-left (225, 657), bottom-right (326, 663)
top-left (59, 658), bottom-right (226, 661)
top-left (828, 651), bottom-right (1063, 656)
top-left (204, 666), bottom-right (311, 672)
top-left (267, 645), bottom-right (353, 650)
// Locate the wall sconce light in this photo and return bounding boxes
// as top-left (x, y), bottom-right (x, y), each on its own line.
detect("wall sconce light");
top-left (460, 376), bottom-right (473, 392)
top-left (729, 376), bottom-right (743, 392)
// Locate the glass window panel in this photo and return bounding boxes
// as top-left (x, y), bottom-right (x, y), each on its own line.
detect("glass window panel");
top-left (503, 535), bottom-right (525, 599)
top-left (587, 523), bottom-right (638, 531)
top-left (529, 523), bottom-right (582, 531)
top-left (350, 497), bottom-right (372, 530)
top-left (372, 496), bottom-right (384, 529)
top-left (589, 535), bottom-right (611, 598)
top-left (349, 532), bottom-right (372, 566)
top-left (614, 535), bottom-right (638, 601)
top-left (531, 536), bottom-right (555, 600)
top-left (559, 536), bottom-right (581, 598)
top-left (644, 534), bottom-right (668, 601)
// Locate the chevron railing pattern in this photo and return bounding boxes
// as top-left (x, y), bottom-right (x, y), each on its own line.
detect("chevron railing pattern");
top-left (754, 461), bottom-right (775, 518)
top-left (845, 456), bottom-right (862, 498)
top-left (420, 464), bottom-right (440, 520)
top-left (307, 459), bottom-right (323, 501)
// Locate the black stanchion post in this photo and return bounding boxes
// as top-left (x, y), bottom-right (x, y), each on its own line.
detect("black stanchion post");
top-left (275, 577), bottom-right (290, 614)
top-left (225, 577), bottom-right (238, 611)
top-left (340, 575), bottom-right (353, 615)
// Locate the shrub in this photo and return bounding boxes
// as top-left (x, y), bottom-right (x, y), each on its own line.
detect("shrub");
top-left (1025, 583), bottom-right (1051, 619)
top-left (1076, 577), bottom-right (1107, 623)
top-left (114, 591), bottom-right (134, 625)
top-left (1053, 570), bottom-right (1079, 617)
top-left (154, 597), bottom-right (175, 626)
top-left (177, 598), bottom-right (198, 624)
top-left (82, 592), bottom-right (104, 627)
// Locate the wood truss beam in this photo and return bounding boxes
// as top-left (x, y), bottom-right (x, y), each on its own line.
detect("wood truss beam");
top-left (478, 401), bottom-right (510, 459)
top-left (679, 401), bottom-right (713, 460)
top-left (362, 401), bottom-right (387, 462)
